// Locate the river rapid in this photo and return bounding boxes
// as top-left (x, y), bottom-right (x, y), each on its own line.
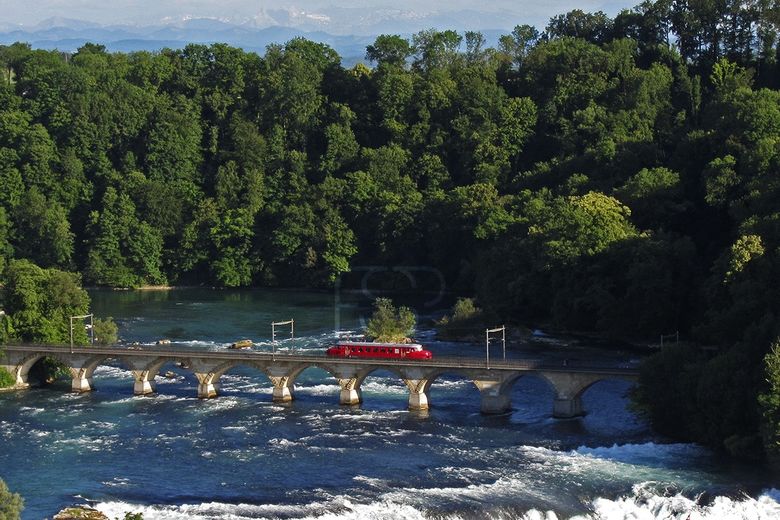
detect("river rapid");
top-left (0, 289), bottom-right (777, 519)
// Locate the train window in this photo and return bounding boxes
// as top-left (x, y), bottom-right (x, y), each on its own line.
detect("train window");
top-left (394, 349), bottom-right (399, 353)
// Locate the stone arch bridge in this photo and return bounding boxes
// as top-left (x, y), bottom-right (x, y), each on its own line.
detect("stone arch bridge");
top-left (0, 344), bottom-right (638, 418)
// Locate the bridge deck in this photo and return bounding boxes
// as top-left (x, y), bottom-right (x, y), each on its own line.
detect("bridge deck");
top-left (2, 344), bottom-right (639, 376)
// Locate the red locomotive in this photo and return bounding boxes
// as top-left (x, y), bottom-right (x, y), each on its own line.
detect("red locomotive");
top-left (326, 341), bottom-right (433, 360)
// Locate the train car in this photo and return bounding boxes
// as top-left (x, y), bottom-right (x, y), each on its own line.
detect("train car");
top-left (326, 341), bottom-right (433, 360)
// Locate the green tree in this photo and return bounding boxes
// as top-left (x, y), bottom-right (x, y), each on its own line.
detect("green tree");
top-left (143, 94), bottom-right (202, 185)
top-left (12, 188), bottom-right (74, 268)
top-left (412, 29), bottom-right (463, 71)
top-left (366, 35), bottom-right (412, 67)
top-left (0, 206), bottom-right (12, 274)
top-left (0, 310), bottom-right (14, 344)
top-left (615, 167), bottom-right (686, 228)
top-left (2, 259), bottom-right (89, 344)
top-left (498, 25), bottom-right (540, 69)
top-left (546, 10), bottom-right (614, 43)
top-left (0, 477), bottom-right (24, 520)
top-left (531, 192), bottom-right (637, 263)
top-left (85, 188), bottom-right (165, 288)
top-left (760, 340), bottom-right (780, 457)
top-left (365, 298), bottom-right (416, 343)
top-left (0, 367), bottom-right (14, 388)
top-left (93, 317), bottom-right (119, 345)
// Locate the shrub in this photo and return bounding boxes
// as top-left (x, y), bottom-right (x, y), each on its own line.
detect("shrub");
top-left (759, 340), bottom-right (780, 457)
top-left (0, 366), bottom-right (14, 388)
top-left (93, 318), bottom-right (119, 345)
top-left (436, 298), bottom-right (484, 339)
top-left (365, 298), bottom-right (415, 343)
top-left (0, 477), bottom-right (24, 519)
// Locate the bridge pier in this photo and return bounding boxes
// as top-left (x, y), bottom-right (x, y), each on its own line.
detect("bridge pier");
top-left (474, 380), bottom-right (512, 414)
top-left (71, 373), bottom-right (93, 393)
top-left (193, 371), bottom-right (219, 398)
top-left (553, 397), bottom-right (583, 418)
top-left (403, 379), bottom-right (430, 411)
top-left (132, 370), bottom-right (157, 396)
top-left (270, 376), bottom-right (294, 403)
top-left (198, 382), bottom-right (219, 398)
top-left (337, 378), bottom-right (362, 406)
top-left (541, 372), bottom-right (598, 419)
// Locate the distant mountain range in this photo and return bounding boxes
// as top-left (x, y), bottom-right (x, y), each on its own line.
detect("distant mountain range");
top-left (0, 10), bottom-right (528, 64)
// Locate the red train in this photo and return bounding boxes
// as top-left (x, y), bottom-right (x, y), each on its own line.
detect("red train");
top-left (326, 341), bottom-right (433, 360)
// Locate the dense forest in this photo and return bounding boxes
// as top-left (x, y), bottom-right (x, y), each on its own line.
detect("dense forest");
top-left (0, 0), bottom-right (779, 459)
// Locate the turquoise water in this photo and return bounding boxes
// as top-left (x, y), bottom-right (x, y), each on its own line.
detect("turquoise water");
top-left (0, 289), bottom-right (777, 519)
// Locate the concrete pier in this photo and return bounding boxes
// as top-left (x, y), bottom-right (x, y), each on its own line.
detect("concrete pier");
top-left (71, 375), bottom-right (93, 393)
top-left (198, 382), bottom-right (218, 398)
top-left (553, 397), bottom-right (583, 418)
top-left (404, 379), bottom-right (430, 411)
top-left (337, 378), bottom-right (362, 405)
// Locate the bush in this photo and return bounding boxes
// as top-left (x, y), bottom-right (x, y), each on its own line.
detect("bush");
top-left (0, 366), bottom-right (14, 388)
top-left (365, 298), bottom-right (415, 343)
top-left (93, 317), bottom-right (119, 345)
top-left (0, 477), bottom-right (24, 519)
top-left (0, 313), bottom-right (13, 344)
top-left (436, 298), bottom-right (485, 339)
top-left (760, 340), bottom-right (780, 457)
top-left (631, 344), bottom-right (704, 440)
top-left (451, 298), bottom-right (481, 322)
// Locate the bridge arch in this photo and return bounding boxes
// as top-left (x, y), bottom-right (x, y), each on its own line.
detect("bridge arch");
top-left (283, 364), bottom-right (345, 403)
top-left (354, 365), bottom-right (407, 389)
top-left (286, 363), bottom-right (341, 387)
top-left (535, 371), bottom-right (638, 418)
top-left (571, 375), bottom-right (636, 401)
top-left (425, 368), bottom-right (482, 394)
top-left (14, 352), bottom-right (78, 386)
top-left (190, 359), bottom-right (275, 398)
top-left (350, 366), bottom-right (414, 408)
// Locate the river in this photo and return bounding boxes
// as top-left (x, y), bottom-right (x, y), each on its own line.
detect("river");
top-left (0, 288), bottom-right (777, 519)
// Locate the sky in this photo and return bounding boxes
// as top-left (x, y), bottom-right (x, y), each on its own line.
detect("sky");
top-left (0, 0), bottom-right (629, 29)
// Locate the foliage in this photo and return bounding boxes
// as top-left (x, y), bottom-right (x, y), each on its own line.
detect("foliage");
top-left (93, 317), bottom-right (119, 345)
top-left (365, 298), bottom-right (416, 343)
top-left (0, 366), bottom-right (14, 388)
top-left (0, 477), bottom-right (23, 520)
top-left (0, 312), bottom-right (13, 344)
top-left (451, 298), bottom-right (482, 322)
top-left (632, 345), bottom-right (705, 440)
top-left (2, 259), bottom-right (90, 344)
top-left (436, 298), bottom-right (485, 339)
top-left (759, 341), bottom-right (780, 457)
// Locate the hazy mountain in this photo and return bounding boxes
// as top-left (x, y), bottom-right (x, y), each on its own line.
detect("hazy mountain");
top-left (0, 11), bottom-right (524, 65)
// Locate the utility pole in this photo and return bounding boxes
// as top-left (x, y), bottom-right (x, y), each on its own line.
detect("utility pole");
top-left (486, 325), bottom-right (506, 367)
top-left (272, 319), bottom-right (295, 356)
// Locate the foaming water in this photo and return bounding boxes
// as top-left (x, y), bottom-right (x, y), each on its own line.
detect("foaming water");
top-left (91, 484), bottom-right (780, 520)
top-left (0, 289), bottom-right (776, 519)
